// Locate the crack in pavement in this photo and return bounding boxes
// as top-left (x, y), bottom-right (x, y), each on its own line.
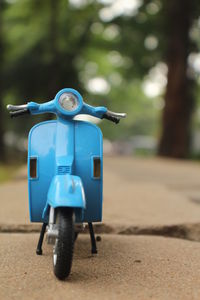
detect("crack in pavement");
top-left (1, 222), bottom-right (200, 242)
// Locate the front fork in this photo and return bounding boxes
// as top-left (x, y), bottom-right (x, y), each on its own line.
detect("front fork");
top-left (46, 207), bottom-right (58, 245)
top-left (36, 206), bottom-right (98, 255)
top-left (36, 207), bottom-right (57, 255)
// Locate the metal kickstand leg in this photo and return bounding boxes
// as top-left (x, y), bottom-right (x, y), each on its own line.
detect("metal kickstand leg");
top-left (88, 222), bottom-right (98, 254)
top-left (36, 223), bottom-right (47, 255)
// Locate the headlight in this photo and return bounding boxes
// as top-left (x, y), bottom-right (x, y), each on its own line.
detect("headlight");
top-left (59, 92), bottom-right (79, 111)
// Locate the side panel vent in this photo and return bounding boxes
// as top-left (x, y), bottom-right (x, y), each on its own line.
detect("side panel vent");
top-left (30, 157), bottom-right (37, 179)
top-left (93, 157), bottom-right (101, 179)
top-left (57, 166), bottom-right (71, 175)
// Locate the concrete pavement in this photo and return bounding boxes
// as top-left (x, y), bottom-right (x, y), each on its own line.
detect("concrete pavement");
top-left (1, 156), bottom-right (200, 299)
top-left (1, 234), bottom-right (200, 300)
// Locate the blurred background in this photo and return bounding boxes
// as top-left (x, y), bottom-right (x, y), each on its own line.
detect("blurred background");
top-left (0, 0), bottom-right (200, 172)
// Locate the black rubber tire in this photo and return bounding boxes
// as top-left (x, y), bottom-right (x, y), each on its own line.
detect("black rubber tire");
top-left (53, 208), bottom-right (74, 280)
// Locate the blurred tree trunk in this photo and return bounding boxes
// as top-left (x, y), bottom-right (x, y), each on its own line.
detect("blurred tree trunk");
top-left (47, 0), bottom-right (60, 99)
top-left (158, 0), bottom-right (194, 158)
top-left (0, 0), bottom-right (5, 161)
top-left (41, 0), bottom-right (60, 121)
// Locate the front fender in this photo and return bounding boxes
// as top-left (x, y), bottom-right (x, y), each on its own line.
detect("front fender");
top-left (47, 174), bottom-right (86, 209)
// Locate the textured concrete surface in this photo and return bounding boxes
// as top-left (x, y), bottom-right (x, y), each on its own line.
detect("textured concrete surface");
top-left (0, 181), bottom-right (29, 225)
top-left (1, 234), bottom-right (200, 300)
top-left (1, 157), bottom-right (200, 300)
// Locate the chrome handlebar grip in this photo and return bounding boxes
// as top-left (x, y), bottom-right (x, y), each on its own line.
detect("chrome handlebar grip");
top-left (106, 110), bottom-right (127, 119)
top-left (7, 104), bottom-right (28, 111)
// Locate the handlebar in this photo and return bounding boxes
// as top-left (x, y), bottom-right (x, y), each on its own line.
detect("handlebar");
top-left (7, 104), bottom-right (28, 111)
top-left (7, 103), bottom-right (127, 123)
top-left (102, 110), bottom-right (126, 124)
top-left (7, 104), bottom-right (30, 118)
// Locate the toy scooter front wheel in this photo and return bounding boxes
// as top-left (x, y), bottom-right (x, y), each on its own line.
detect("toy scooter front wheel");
top-left (53, 207), bottom-right (74, 280)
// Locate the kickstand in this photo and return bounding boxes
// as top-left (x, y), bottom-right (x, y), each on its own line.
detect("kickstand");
top-left (36, 223), bottom-right (47, 255)
top-left (88, 222), bottom-right (97, 254)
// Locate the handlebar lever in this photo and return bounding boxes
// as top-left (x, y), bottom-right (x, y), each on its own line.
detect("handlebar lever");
top-left (9, 109), bottom-right (30, 118)
top-left (102, 113), bottom-right (120, 124)
top-left (102, 110), bottom-right (127, 124)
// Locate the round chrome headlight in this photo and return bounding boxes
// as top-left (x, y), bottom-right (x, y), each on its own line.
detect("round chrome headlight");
top-left (59, 92), bottom-right (79, 111)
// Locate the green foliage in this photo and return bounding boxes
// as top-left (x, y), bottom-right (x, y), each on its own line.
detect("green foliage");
top-left (0, 0), bottom-right (199, 154)
top-left (0, 164), bottom-right (19, 183)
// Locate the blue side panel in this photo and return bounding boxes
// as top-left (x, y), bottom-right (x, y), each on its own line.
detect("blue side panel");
top-left (75, 122), bottom-right (103, 222)
top-left (28, 120), bottom-right (103, 223)
top-left (28, 121), bottom-right (56, 222)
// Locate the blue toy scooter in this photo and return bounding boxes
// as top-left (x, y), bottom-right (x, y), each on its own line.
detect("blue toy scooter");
top-left (7, 88), bottom-right (126, 280)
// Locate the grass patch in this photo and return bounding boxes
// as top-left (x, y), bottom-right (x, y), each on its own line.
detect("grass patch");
top-left (0, 165), bottom-right (21, 183)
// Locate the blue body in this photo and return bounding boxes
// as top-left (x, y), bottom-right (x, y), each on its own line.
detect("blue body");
top-left (28, 119), bottom-right (103, 223)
